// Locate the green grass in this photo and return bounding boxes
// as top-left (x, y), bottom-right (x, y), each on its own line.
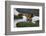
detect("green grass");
top-left (16, 21), bottom-right (39, 27)
top-left (14, 14), bottom-right (23, 19)
top-left (14, 16), bottom-right (22, 19)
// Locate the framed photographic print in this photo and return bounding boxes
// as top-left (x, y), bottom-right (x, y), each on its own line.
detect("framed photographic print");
top-left (5, 1), bottom-right (45, 35)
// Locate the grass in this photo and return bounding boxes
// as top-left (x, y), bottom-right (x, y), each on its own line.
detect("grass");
top-left (16, 21), bottom-right (39, 27)
top-left (14, 15), bottom-right (23, 19)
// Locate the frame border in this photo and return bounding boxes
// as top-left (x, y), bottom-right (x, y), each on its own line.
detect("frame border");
top-left (5, 1), bottom-right (45, 35)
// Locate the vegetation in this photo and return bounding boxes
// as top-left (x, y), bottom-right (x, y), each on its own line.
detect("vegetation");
top-left (14, 14), bottom-right (23, 19)
top-left (16, 20), bottom-right (39, 27)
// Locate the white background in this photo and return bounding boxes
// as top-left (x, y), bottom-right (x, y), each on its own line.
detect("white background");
top-left (0, 0), bottom-right (46, 36)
